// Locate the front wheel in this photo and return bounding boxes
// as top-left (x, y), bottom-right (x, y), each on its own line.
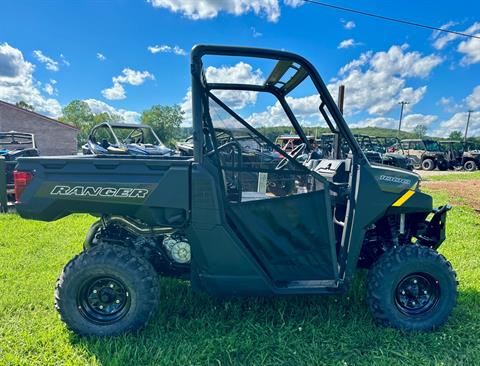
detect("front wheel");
top-left (55, 245), bottom-right (160, 336)
top-left (366, 245), bottom-right (457, 331)
top-left (464, 160), bottom-right (477, 172)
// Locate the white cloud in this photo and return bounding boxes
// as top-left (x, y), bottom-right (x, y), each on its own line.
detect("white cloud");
top-left (148, 0), bottom-right (298, 22)
top-left (283, 0), bottom-right (303, 7)
top-left (113, 68), bottom-right (154, 86)
top-left (341, 20), bottom-right (356, 29)
top-left (180, 61), bottom-right (264, 125)
top-left (337, 38), bottom-right (362, 49)
top-left (148, 44), bottom-right (186, 56)
top-left (206, 62), bottom-right (264, 109)
top-left (0, 43), bottom-right (61, 116)
top-left (60, 53), bottom-right (70, 66)
top-left (251, 27), bottom-right (262, 38)
top-left (97, 53), bottom-right (106, 61)
top-left (102, 68), bottom-right (154, 100)
top-left (180, 88), bottom-right (192, 126)
top-left (84, 98), bottom-right (140, 123)
top-left (436, 111), bottom-right (480, 137)
top-left (350, 114), bottom-right (437, 131)
top-left (466, 85), bottom-right (480, 109)
top-left (32, 50), bottom-right (59, 71)
top-left (329, 44), bottom-right (442, 116)
top-left (432, 21), bottom-right (480, 66)
top-left (102, 82), bottom-right (126, 100)
top-left (458, 35), bottom-right (480, 66)
top-left (43, 83), bottom-right (55, 95)
top-left (433, 22), bottom-right (480, 50)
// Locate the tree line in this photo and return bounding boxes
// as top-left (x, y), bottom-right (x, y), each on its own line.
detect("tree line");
top-left (14, 100), bottom-right (480, 148)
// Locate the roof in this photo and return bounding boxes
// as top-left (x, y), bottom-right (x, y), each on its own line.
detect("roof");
top-left (0, 100), bottom-right (79, 131)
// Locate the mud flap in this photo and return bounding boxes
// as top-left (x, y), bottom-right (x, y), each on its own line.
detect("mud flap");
top-left (417, 205), bottom-right (451, 249)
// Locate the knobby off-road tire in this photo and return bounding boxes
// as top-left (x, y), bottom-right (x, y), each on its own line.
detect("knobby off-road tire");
top-left (55, 244), bottom-right (160, 336)
top-left (464, 160), bottom-right (477, 172)
top-left (422, 158), bottom-right (435, 171)
top-left (438, 161), bottom-right (449, 171)
top-left (366, 245), bottom-right (457, 331)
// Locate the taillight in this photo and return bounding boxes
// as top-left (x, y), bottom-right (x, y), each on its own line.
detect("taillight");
top-left (13, 171), bottom-right (33, 203)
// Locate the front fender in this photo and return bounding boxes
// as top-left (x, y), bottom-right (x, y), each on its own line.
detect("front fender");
top-left (417, 205), bottom-right (451, 249)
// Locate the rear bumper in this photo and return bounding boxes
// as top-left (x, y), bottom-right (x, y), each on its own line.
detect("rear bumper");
top-left (417, 205), bottom-right (451, 249)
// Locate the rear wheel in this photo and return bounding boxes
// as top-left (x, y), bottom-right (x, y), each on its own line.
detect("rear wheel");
top-left (422, 158), bottom-right (435, 171)
top-left (438, 161), bottom-right (448, 171)
top-left (464, 160), bottom-right (477, 172)
top-left (366, 245), bottom-right (457, 331)
top-left (55, 244), bottom-right (160, 336)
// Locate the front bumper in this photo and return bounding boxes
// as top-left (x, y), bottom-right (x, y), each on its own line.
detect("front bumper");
top-left (417, 205), bottom-right (451, 249)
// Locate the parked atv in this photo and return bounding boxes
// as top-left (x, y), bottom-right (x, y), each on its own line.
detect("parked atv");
top-left (14, 45), bottom-right (457, 336)
top-left (82, 122), bottom-right (174, 156)
top-left (461, 143), bottom-right (480, 171)
top-left (398, 139), bottom-right (448, 171)
top-left (371, 136), bottom-right (414, 171)
top-left (439, 141), bottom-right (464, 170)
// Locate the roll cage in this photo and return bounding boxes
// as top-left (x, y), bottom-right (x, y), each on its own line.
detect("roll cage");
top-left (190, 45), bottom-right (366, 170)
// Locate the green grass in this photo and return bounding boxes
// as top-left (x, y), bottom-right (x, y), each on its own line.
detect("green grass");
top-left (426, 171), bottom-right (480, 182)
top-left (1, 192), bottom-right (479, 365)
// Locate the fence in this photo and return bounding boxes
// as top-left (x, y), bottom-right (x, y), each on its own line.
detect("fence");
top-left (0, 156), bottom-right (16, 213)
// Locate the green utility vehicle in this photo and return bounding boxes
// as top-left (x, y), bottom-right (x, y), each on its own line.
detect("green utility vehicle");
top-left (14, 45), bottom-right (456, 336)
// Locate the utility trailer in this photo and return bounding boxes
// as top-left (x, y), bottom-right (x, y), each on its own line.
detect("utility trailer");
top-left (14, 45), bottom-right (457, 336)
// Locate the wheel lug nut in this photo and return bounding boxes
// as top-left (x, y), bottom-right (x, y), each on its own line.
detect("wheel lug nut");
top-left (413, 280), bottom-right (417, 284)
top-left (99, 305), bottom-right (103, 309)
top-left (93, 290), bottom-right (97, 294)
top-left (424, 290), bottom-right (428, 294)
top-left (401, 291), bottom-right (406, 295)
top-left (115, 300), bottom-right (120, 304)
top-left (412, 301), bottom-right (416, 305)
top-left (110, 284), bottom-right (114, 288)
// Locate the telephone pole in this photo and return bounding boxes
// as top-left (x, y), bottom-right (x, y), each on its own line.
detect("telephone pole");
top-left (397, 101), bottom-right (409, 138)
top-left (464, 110), bottom-right (473, 143)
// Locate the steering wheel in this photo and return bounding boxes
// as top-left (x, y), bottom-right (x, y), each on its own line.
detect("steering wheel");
top-left (275, 143), bottom-right (306, 170)
top-left (126, 128), bottom-right (144, 144)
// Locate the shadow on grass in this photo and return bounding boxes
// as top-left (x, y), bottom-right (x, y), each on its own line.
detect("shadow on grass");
top-left (70, 275), bottom-right (480, 365)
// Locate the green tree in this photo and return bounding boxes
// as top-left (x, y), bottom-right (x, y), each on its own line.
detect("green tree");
top-left (60, 100), bottom-right (123, 148)
top-left (15, 100), bottom-right (35, 111)
top-left (140, 105), bottom-right (183, 146)
top-left (448, 130), bottom-right (463, 141)
top-left (413, 124), bottom-right (427, 139)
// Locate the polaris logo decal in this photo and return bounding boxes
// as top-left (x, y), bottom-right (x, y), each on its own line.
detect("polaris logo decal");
top-left (50, 185), bottom-right (149, 198)
top-left (378, 175), bottom-right (412, 186)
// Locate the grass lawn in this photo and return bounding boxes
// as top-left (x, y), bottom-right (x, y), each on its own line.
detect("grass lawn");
top-left (426, 171), bottom-right (480, 182)
top-left (0, 190), bottom-right (479, 365)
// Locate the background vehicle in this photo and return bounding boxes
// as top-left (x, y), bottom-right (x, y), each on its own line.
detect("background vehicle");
top-left (461, 142), bottom-right (480, 171)
top-left (0, 131), bottom-right (38, 206)
top-left (398, 139), bottom-right (448, 170)
top-left (82, 122), bottom-right (174, 156)
top-left (177, 128), bottom-right (294, 195)
top-left (371, 137), bottom-right (414, 171)
top-left (439, 141), bottom-right (464, 170)
top-left (14, 45), bottom-right (457, 336)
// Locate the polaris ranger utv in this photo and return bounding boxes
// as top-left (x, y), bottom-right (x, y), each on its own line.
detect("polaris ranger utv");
top-left (14, 45), bottom-right (457, 336)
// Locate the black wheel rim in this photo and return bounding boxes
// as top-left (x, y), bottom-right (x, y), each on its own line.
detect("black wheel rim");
top-left (77, 276), bottom-right (131, 324)
top-left (394, 273), bottom-right (440, 316)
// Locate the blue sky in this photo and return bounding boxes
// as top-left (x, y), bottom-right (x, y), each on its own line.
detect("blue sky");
top-left (0, 0), bottom-right (479, 136)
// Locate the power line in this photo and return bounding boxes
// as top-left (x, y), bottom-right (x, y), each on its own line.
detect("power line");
top-left (301, 0), bottom-right (480, 40)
